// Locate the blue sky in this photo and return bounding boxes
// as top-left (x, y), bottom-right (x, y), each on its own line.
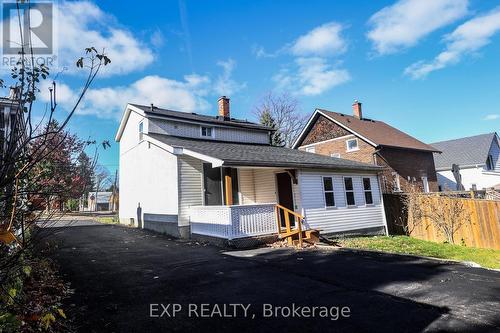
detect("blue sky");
top-left (4, 0), bottom-right (500, 176)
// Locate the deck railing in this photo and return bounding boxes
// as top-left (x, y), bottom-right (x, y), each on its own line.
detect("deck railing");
top-left (275, 204), bottom-right (305, 247)
top-left (190, 204), bottom-right (277, 239)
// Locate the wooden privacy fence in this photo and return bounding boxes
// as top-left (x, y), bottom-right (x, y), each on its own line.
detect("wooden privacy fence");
top-left (383, 193), bottom-right (500, 250)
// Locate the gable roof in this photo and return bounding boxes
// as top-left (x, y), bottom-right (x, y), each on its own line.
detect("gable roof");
top-left (148, 134), bottom-right (382, 172)
top-left (293, 109), bottom-right (439, 152)
top-left (132, 103), bottom-right (272, 131)
top-left (431, 132), bottom-right (498, 170)
top-left (116, 103), bottom-right (273, 141)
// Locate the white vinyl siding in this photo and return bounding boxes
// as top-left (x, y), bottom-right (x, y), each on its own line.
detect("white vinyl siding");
top-left (178, 155), bottom-right (203, 226)
top-left (299, 171), bottom-right (384, 234)
top-left (253, 169), bottom-right (277, 203)
top-left (148, 118), bottom-right (269, 144)
top-left (238, 169), bottom-right (278, 204)
top-left (239, 169), bottom-right (256, 204)
top-left (119, 114), bottom-right (178, 226)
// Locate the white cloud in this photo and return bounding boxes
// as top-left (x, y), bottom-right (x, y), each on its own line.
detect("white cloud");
top-left (150, 29), bottom-right (166, 49)
top-left (484, 114), bottom-right (500, 120)
top-left (291, 22), bottom-right (347, 56)
top-left (367, 0), bottom-right (468, 55)
top-left (40, 80), bottom-right (77, 106)
top-left (40, 75), bottom-right (211, 119)
top-left (255, 22), bottom-right (350, 95)
top-left (405, 8), bottom-right (500, 79)
top-left (0, 1), bottom-right (154, 76)
top-left (54, 1), bottom-right (154, 76)
top-left (39, 59), bottom-right (245, 119)
top-left (273, 57), bottom-right (350, 96)
top-left (252, 45), bottom-right (281, 59)
top-left (213, 59), bottom-right (246, 96)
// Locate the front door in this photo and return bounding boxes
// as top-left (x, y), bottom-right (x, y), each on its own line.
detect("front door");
top-left (276, 172), bottom-right (295, 228)
top-left (203, 163), bottom-right (222, 206)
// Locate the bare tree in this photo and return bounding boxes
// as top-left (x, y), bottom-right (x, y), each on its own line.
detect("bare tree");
top-left (91, 165), bottom-right (111, 211)
top-left (419, 195), bottom-right (471, 244)
top-left (0, 2), bottom-right (112, 326)
top-left (254, 91), bottom-right (307, 147)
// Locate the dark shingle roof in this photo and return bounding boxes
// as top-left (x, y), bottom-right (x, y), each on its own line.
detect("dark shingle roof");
top-left (314, 109), bottom-right (440, 152)
top-left (431, 133), bottom-right (498, 170)
top-left (150, 134), bottom-right (381, 171)
top-left (131, 103), bottom-right (273, 131)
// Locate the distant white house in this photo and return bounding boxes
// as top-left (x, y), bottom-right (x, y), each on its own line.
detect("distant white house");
top-left (432, 132), bottom-right (500, 191)
top-left (81, 191), bottom-right (112, 211)
top-left (115, 97), bottom-right (388, 245)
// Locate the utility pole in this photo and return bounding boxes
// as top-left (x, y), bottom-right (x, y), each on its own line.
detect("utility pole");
top-left (112, 169), bottom-right (118, 212)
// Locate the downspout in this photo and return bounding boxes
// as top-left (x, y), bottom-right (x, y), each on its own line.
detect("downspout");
top-left (373, 147), bottom-right (390, 235)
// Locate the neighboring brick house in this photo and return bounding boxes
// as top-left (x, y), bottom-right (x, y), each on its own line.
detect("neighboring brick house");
top-left (292, 101), bottom-right (440, 193)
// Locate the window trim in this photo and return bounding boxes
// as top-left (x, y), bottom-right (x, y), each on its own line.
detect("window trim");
top-left (346, 138), bottom-right (359, 152)
top-left (322, 176), bottom-right (336, 208)
top-left (200, 126), bottom-right (215, 138)
top-left (486, 154), bottom-right (494, 170)
top-left (362, 177), bottom-right (374, 205)
top-left (138, 121), bottom-right (144, 141)
top-left (343, 176), bottom-right (356, 207)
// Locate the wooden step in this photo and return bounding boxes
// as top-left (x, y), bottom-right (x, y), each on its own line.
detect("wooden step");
top-left (289, 229), bottom-right (321, 246)
top-left (303, 229), bottom-right (320, 244)
top-left (278, 229), bottom-right (301, 239)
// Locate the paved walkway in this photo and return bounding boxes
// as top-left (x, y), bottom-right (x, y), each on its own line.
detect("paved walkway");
top-left (44, 221), bottom-right (500, 332)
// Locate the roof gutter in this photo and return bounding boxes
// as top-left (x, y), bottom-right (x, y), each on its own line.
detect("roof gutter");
top-left (143, 134), bottom-right (224, 167)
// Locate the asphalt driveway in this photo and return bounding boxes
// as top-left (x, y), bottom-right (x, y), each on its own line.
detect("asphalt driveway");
top-left (42, 220), bottom-right (500, 333)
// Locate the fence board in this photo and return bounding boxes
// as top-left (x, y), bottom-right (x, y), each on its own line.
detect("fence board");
top-left (383, 194), bottom-right (500, 250)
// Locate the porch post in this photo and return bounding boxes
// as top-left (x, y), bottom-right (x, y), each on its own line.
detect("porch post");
top-left (224, 168), bottom-right (233, 206)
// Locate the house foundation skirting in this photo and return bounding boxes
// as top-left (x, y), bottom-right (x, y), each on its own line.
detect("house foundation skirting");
top-left (324, 226), bottom-right (385, 238)
top-left (143, 221), bottom-right (190, 239)
top-left (191, 233), bottom-right (278, 249)
top-left (120, 215), bottom-right (190, 239)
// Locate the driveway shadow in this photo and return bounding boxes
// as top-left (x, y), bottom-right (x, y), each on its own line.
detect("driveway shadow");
top-left (40, 224), bottom-right (500, 333)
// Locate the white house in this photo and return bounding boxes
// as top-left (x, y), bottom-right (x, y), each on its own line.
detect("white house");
top-left (115, 97), bottom-right (388, 245)
top-left (83, 192), bottom-right (112, 211)
top-left (432, 133), bottom-right (500, 191)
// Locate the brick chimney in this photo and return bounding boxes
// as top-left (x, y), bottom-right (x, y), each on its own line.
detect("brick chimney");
top-left (352, 100), bottom-right (362, 119)
top-left (218, 96), bottom-right (230, 119)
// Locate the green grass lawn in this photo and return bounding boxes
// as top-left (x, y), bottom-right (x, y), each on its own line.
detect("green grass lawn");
top-left (337, 236), bottom-right (500, 269)
top-left (96, 216), bottom-right (119, 224)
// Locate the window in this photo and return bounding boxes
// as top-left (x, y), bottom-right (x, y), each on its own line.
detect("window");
top-left (331, 153), bottom-right (341, 158)
top-left (363, 178), bottom-right (373, 205)
top-left (421, 176), bottom-right (429, 193)
top-left (486, 154), bottom-right (494, 170)
top-left (306, 146), bottom-right (315, 153)
top-left (323, 177), bottom-right (335, 207)
top-left (138, 121), bottom-right (144, 141)
top-left (201, 126), bottom-right (213, 138)
top-left (344, 177), bottom-right (355, 206)
top-left (346, 138), bottom-right (359, 152)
